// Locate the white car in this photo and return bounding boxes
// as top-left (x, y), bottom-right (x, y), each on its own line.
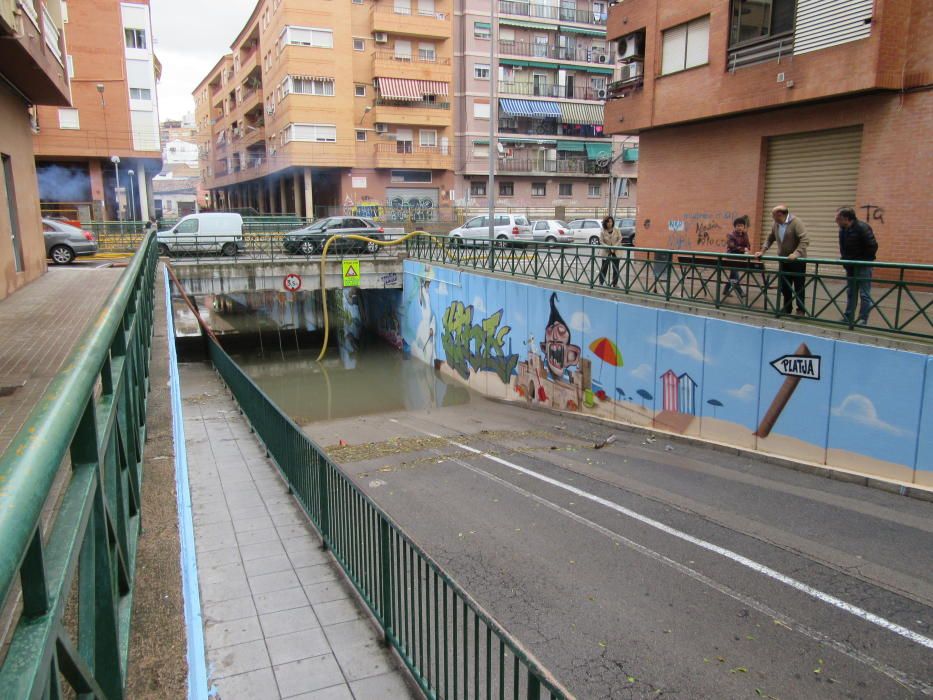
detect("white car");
top-left (448, 214), bottom-right (533, 247)
top-left (531, 220), bottom-right (574, 244)
top-left (157, 213), bottom-right (246, 256)
top-left (568, 218), bottom-right (637, 246)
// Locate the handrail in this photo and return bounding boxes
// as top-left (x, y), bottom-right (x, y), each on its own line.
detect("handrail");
top-left (0, 232), bottom-right (158, 696)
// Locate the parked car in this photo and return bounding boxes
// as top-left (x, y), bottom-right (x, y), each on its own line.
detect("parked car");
top-left (531, 220), bottom-right (574, 244)
top-left (283, 217), bottom-right (385, 255)
top-left (42, 218), bottom-right (97, 264)
top-left (568, 218), bottom-right (636, 246)
top-left (447, 214), bottom-right (533, 247)
top-left (157, 213), bottom-right (245, 256)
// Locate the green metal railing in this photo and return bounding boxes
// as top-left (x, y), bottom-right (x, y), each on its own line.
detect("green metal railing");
top-left (406, 235), bottom-right (933, 340)
top-left (0, 233), bottom-right (158, 697)
top-left (205, 340), bottom-right (571, 700)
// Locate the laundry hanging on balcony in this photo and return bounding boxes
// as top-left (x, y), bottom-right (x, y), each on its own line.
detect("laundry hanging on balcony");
top-left (377, 78), bottom-right (449, 100)
top-left (498, 98), bottom-right (561, 118)
top-left (558, 102), bottom-right (604, 125)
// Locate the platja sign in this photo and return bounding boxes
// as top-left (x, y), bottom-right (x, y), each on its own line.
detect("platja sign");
top-left (770, 354), bottom-right (821, 380)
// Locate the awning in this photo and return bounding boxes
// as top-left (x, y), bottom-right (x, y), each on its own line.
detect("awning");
top-left (558, 101), bottom-right (603, 125)
top-left (556, 141), bottom-right (585, 152)
top-left (559, 64), bottom-right (615, 75)
top-left (292, 74), bottom-right (334, 82)
top-left (558, 25), bottom-right (606, 37)
top-left (585, 142), bottom-right (612, 159)
top-left (500, 18), bottom-right (555, 30)
top-left (377, 77), bottom-right (449, 100)
top-left (499, 98), bottom-right (561, 118)
top-left (500, 58), bottom-right (560, 70)
top-left (474, 21), bottom-right (491, 29)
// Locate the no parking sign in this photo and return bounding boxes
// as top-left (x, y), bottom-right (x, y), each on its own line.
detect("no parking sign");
top-left (283, 273), bottom-right (302, 292)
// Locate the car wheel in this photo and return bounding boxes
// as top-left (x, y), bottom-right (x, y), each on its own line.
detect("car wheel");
top-left (545, 235), bottom-right (557, 243)
top-left (158, 243), bottom-right (171, 257)
top-left (299, 240), bottom-right (317, 256)
top-left (365, 240), bottom-right (379, 254)
top-left (450, 236), bottom-right (463, 247)
top-left (495, 236), bottom-right (509, 249)
top-left (221, 242), bottom-right (238, 257)
top-left (50, 244), bottom-right (75, 264)
top-left (589, 235), bottom-right (600, 245)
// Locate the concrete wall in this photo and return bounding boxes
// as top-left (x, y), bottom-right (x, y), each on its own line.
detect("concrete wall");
top-left (400, 261), bottom-right (932, 487)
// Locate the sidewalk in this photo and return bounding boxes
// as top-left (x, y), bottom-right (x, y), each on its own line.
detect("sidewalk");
top-left (0, 266), bottom-right (123, 456)
top-left (180, 363), bottom-right (419, 699)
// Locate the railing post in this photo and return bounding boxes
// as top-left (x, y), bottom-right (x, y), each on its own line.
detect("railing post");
top-left (380, 516), bottom-right (393, 644)
top-left (318, 458), bottom-right (330, 550)
top-left (528, 674), bottom-right (542, 700)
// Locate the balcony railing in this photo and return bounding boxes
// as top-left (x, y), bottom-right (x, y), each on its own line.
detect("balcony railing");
top-left (498, 119), bottom-right (608, 136)
top-left (499, 40), bottom-right (614, 64)
top-left (373, 50), bottom-right (451, 65)
top-left (498, 0), bottom-right (607, 26)
top-left (728, 32), bottom-right (794, 71)
top-left (374, 97), bottom-right (450, 109)
top-left (498, 157), bottom-right (608, 174)
top-left (375, 142), bottom-right (450, 156)
top-left (388, 6), bottom-right (447, 19)
top-left (499, 81), bottom-right (607, 101)
top-left (42, 5), bottom-right (63, 65)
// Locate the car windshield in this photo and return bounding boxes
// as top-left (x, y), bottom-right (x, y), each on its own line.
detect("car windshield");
top-left (306, 220), bottom-right (330, 231)
top-left (554, 221), bottom-right (568, 228)
top-left (515, 217), bottom-right (529, 226)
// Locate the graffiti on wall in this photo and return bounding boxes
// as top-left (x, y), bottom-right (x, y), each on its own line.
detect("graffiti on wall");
top-left (860, 204), bottom-right (885, 227)
top-left (441, 301), bottom-right (518, 384)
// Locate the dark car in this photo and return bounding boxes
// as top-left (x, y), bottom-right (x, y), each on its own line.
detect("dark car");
top-left (283, 217), bottom-right (385, 255)
top-left (42, 218), bottom-right (98, 264)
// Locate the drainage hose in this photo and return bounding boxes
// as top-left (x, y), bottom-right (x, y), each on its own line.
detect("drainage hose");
top-left (316, 230), bottom-right (431, 362)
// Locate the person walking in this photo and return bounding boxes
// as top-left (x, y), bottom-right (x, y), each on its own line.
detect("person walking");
top-left (755, 205), bottom-right (809, 316)
top-left (598, 215), bottom-right (622, 287)
top-left (836, 206), bottom-right (878, 326)
top-left (722, 216), bottom-right (751, 300)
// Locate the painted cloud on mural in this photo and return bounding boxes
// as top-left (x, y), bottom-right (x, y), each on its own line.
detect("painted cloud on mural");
top-left (726, 384), bottom-right (756, 402)
top-left (655, 324), bottom-right (706, 362)
top-left (831, 394), bottom-right (913, 437)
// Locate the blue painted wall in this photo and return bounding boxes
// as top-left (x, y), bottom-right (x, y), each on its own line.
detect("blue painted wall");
top-left (401, 261), bottom-right (932, 486)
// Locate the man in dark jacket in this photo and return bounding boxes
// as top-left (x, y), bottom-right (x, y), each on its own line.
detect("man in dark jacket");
top-left (836, 207), bottom-right (879, 326)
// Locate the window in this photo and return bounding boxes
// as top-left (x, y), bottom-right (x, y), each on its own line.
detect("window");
top-left (474, 64), bottom-right (490, 79)
top-left (353, 38), bottom-right (365, 51)
top-left (729, 0), bottom-right (795, 47)
top-left (354, 85), bottom-right (366, 97)
top-left (473, 142), bottom-right (489, 158)
top-left (391, 170), bottom-right (432, 183)
top-left (130, 87), bottom-right (152, 100)
top-left (66, 54), bottom-right (74, 78)
top-left (588, 183), bottom-right (601, 197)
top-left (352, 0), bottom-right (363, 4)
top-left (290, 77), bottom-right (335, 96)
top-left (285, 123), bottom-right (337, 142)
top-left (419, 129), bottom-right (437, 147)
top-left (418, 42), bottom-right (436, 62)
top-left (356, 130), bottom-right (367, 141)
top-left (559, 183), bottom-right (572, 197)
top-left (661, 16), bottom-right (709, 75)
top-left (499, 181), bottom-right (514, 197)
top-left (470, 181), bottom-right (487, 196)
top-left (283, 26), bottom-right (334, 48)
top-left (58, 108), bottom-right (79, 129)
top-left (474, 22), bottom-right (491, 40)
top-left (124, 28), bottom-right (146, 50)
top-left (498, 27), bottom-right (515, 42)
top-left (473, 100), bottom-right (490, 119)
top-left (531, 182), bottom-right (546, 197)
top-left (176, 218), bottom-right (199, 233)
top-left (395, 40), bottom-right (412, 60)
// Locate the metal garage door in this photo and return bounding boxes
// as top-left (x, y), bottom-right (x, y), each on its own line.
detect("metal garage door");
top-left (386, 187), bottom-right (440, 222)
top-left (761, 126), bottom-right (862, 260)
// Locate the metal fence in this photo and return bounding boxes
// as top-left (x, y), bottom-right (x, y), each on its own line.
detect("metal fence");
top-left (406, 235), bottom-right (933, 340)
top-left (203, 337), bottom-right (571, 700)
top-left (0, 233), bottom-right (158, 697)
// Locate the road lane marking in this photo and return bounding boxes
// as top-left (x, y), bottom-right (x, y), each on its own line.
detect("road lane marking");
top-left (392, 420), bottom-right (933, 653)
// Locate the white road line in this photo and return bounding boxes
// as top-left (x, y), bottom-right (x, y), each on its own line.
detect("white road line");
top-left (392, 420), bottom-right (933, 652)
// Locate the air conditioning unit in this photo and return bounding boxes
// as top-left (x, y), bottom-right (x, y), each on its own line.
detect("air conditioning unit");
top-left (618, 33), bottom-right (644, 60)
top-left (375, 123), bottom-right (388, 133)
top-left (619, 60), bottom-right (644, 81)
top-left (597, 53), bottom-right (609, 64)
top-left (374, 32), bottom-right (388, 43)
top-left (597, 88), bottom-right (608, 99)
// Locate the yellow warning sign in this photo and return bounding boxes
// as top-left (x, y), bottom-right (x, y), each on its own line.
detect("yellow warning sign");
top-left (342, 259), bottom-right (361, 287)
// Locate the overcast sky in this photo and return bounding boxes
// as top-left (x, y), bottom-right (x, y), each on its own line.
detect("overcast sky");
top-left (152, 0), bottom-right (256, 120)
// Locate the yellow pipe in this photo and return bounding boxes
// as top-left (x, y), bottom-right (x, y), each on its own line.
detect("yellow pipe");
top-left (316, 230), bottom-right (432, 361)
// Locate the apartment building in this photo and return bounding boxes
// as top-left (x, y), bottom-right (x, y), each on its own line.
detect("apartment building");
top-left (454, 0), bottom-right (637, 217)
top-left (0, 0), bottom-right (70, 298)
top-left (194, 0), bottom-right (454, 220)
top-left (605, 0), bottom-right (932, 262)
top-left (33, 0), bottom-right (162, 223)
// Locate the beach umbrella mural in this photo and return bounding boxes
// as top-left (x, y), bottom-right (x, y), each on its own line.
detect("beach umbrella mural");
top-left (636, 389), bottom-right (653, 408)
top-left (588, 337), bottom-right (623, 385)
top-left (707, 398), bottom-right (723, 417)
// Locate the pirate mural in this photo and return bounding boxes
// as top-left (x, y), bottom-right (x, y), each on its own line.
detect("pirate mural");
top-left (540, 293), bottom-right (581, 380)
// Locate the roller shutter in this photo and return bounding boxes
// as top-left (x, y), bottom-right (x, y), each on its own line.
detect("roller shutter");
top-left (761, 126), bottom-right (862, 260)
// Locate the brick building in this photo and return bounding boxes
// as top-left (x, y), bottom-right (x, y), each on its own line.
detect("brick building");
top-left (605, 0), bottom-right (932, 262)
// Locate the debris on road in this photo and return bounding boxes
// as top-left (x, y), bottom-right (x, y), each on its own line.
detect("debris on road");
top-left (594, 434), bottom-right (617, 449)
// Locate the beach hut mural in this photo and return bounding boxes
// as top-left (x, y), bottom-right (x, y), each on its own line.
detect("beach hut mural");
top-left (660, 370), bottom-right (698, 415)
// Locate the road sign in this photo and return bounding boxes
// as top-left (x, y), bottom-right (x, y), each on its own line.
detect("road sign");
top-left (770, 354), bottom-right (821, 380)
top-left (283, 273), bottom-right (302, 292)
top-left (342, 260), bottom-right (360, 287)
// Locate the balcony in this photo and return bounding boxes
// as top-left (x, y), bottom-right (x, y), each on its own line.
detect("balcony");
top-left (374, 143), bottom-right (453, 170)
top-left (372, 6), bottom-right (450, 38)
top-left (372, 99), bottom-right (452, 127)
top-left (727, 33), bottom-right (795, 72)
top-left (497, 156), bottom-right (608, 175)
top-left (499, 81), bottom-right (607, 101)
top-left (238, 45), bottom-right (259, 76)
top-left (499, 41), bottom-right (614, 65)
top-left (373, 51), bottom-right (452, 82)
top-left (499, 119), bottom-right (607, 138)
top-left (498, 0), bottom-right (606, 27)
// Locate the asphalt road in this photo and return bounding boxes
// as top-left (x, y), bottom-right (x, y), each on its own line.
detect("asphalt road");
top-left (304, 396), bottom-right (933, 699)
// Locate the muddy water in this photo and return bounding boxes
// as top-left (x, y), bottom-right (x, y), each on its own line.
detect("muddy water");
top-left (232, 337), bottom-right (470, 425)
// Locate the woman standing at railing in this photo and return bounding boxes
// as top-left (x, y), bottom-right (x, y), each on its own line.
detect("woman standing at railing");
top-left (598, 216), bottom-right (622, 287)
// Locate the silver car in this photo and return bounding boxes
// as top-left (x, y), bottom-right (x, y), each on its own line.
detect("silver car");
top-left (448, 214), bottom-right (533, 247)
top-left (42, 219), bottom-right (98, 264)
top-left (568, 218), bottom-right (636, 246)
top-left (531, 220), bottom-right (574, 244)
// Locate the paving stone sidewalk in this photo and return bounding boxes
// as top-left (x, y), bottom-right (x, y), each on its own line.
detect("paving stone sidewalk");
top-left (180, 363), bottom-right (419, 699)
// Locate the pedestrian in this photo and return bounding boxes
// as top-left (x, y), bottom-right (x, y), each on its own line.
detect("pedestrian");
top-left (836, 206), bottom-right (878, 326)
top-left (722, 216), bottom-right (751, 300)
top-left (598, 215), bottom-right (622, 287)
top-left (755, 205), bottom-right (809, 316)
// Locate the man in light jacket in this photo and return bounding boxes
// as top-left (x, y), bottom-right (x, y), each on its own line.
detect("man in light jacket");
top-left (755, 205), bottom-right (809, 316)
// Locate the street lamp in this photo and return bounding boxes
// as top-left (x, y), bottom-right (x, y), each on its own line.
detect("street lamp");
top-left (486, 0), bottom-right (498, 260)
top-left (127, 169), bottom-right (136, 222)
top-left (111, 155), bottom-right (121, 222)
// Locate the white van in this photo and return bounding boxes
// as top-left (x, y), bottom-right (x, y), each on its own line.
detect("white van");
top-left (157, 213), bottom-right (246, 257)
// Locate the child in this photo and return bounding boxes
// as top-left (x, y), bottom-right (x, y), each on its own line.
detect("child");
top-left (723, 216), bottom-right (750, 299)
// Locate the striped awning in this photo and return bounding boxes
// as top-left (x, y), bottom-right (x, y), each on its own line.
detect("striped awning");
top-left (558, 25), bottom-right (606, 37)
top-left (377, 78), bottom-right (449, 100)
top-left (499, 98), bottom-right (561, 118)
top-left (558, 101), bottom-right (604, 125)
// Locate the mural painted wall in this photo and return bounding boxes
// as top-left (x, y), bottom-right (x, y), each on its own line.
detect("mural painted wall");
top-left (401, 261), bottom-right (932, 486)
